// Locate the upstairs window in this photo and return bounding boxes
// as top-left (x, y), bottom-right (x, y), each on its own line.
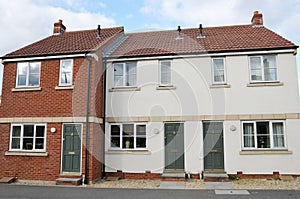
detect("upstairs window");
top-left (249, 55), bottom-right (278, 82)
top-left (159, 60), bottom-right (172, 86)
top-left (212, 58), bottom-right (226, 84)
top-left (110, 123), bottom-right (147, 150)
top-left (59, 59), bottom-right (73, 86)
top-left (10, 124), bottom-right (46, 151)
top-left (113, 62), bottom-right (137, 87)
top-left (16, 62), bottom-right (41, 87)
top-left (242, 121), bottom-right (286, 149)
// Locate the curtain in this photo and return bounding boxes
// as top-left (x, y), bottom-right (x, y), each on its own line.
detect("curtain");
top-left (273, 123), bottom-right (284, 147)
top-left (243, 123), bottom-right (254, 148)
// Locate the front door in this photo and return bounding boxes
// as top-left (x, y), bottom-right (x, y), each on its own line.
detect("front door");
top-left (203, 122), bottom-right (224, 171)
top-left (61, 124), bottom-right (82, 174)
top-left (165, 123), bottom-right (184, 170)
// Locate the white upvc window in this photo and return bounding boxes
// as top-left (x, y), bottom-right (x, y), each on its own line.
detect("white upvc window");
top-left (110, 123), bottom-right (147, 150)
top-left (113, 62), bottom-right (137, 87)
top-left (242, 121), bottom-right (286, 150)
top-left (10, 124), bottom-right (47, 151)
top-left (249, 55), bottom-right (278, 82)
top-left (59, 59), bottom-right (73, 86)
top-left (159, 60), bottom-right (172, 86)
top-left (212, 58), bottom-right (226, 84)
top-left (16, 62), bottom-right (41, 87)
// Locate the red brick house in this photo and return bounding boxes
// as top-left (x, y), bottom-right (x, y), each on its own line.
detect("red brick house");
top-left (0, 20), bottom-right (123, 184)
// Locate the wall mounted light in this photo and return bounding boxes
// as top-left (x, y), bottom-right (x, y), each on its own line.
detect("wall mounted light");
top-left (230, 125), bottom-right (237, 131)
top-left (50, 127), bottom-right (56, 133)
top-left (153, 128), bottom-right (160, 134)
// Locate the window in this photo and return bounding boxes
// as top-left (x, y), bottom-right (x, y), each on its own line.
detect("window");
top-left (242, 121), bottom-right (286, 149)
top-left (10, 124), bottom-right (46, 151)
top-left (110, 123), bottom-right (146, 149)
top-left (16, 62), bottom-right (41, 87)
top-left (59, 59), bottom-right (73, 86)
top-left (160, 60), bottom-right (172, 86)
top-left (249, 55), bottom-right (278, 82)
top-left (113, 62), bottom-right (137, 87)
top-left (212, 58), bottom-right (226, 84)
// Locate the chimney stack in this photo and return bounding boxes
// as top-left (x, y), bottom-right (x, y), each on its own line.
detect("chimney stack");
top-left (53, 19), bottom-right (66, 35)
top-left (251, 11), bottom-right (263, 26)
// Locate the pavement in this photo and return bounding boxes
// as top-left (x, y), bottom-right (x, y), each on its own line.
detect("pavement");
top-left (159, 181), bottom-right (233, 190)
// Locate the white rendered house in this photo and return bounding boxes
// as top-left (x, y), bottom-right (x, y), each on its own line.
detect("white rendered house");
top-left (103, 11), bottom-right (300, 179)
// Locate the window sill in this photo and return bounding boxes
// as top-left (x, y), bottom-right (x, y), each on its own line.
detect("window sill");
top-left (240, 150), bottom-right (292, 155)
top-left (12, 87), bottom-right (42, 92)
top-left (5, 151), bottom-right (48, 157)
top-left (106, 150), bottom-right (151, 155)
top-left (156, 86), bottom-right (176, 90)
top-left (55, 86), bottom-right (74, 90)
top-left (247, 82), bottom-right (284, 87)
top-left (109, 87), bottom-right (141, 92)
top-left (210, 84), bottom-right (231, 89)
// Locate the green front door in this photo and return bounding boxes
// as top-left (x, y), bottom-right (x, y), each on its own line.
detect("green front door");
top-left (203, 122), bottom-right (224, 171)
top-left (165, 123), bottom-right (184, 170)
top-left (62, 124), bottom-right (82, 174)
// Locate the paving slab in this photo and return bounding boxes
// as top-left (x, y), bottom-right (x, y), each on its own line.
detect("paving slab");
top-left (204, 182), bottom-right (233, 190)
top-left (159, 181), bottom-right (186, 189)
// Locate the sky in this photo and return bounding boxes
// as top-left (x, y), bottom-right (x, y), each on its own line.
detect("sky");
top-left (0, 0), bottom-right (300, 94)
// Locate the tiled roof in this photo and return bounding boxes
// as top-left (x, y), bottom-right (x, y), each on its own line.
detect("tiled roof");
top-left (109, 25), bottom-right (298, 58)
top-left (2, 26), bottom-right (124, 58)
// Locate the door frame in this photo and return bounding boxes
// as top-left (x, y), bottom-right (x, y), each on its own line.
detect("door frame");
top-left (164, 122), bottom-right (185, 171)
top-left (203, 121), bottom-right (225, 171)
top-left (60, 123), bottom-right (83, 175)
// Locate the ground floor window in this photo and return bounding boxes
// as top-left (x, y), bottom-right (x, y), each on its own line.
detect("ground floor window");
top-left (10, 124), bottom-right (46, 151)
top-left (110, 123), bottom-right (147, 149)
top-left (242, 121), bottom-right (286, 149)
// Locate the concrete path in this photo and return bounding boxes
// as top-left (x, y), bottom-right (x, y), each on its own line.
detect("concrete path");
top-left (204, 182), bottom-right (233, 189)
top-left (159, 181), bottom-right (186, 189)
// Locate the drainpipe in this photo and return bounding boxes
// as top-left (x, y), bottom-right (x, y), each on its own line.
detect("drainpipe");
top-left (101, 57), bottom-right (107, 179)
top-left (84, 55), bottom-right (92, 184)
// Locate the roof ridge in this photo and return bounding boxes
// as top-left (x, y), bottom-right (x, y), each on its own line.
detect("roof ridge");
top-left (63, 26), bottom-right (124, 34)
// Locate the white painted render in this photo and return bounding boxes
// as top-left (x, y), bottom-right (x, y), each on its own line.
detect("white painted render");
top-left (105, 51), bottom-right (300, 175)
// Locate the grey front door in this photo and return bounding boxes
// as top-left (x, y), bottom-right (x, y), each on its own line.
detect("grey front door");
top-left (62, 124), bottom-right (82, 173)
top-left (165, 123), bottom-right (184, 170)
top-left (203, 122), bottom-right (224, 170)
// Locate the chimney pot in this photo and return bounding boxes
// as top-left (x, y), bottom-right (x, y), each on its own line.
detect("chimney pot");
top-left (53, 19), bottom-right (66, 35)
top-left (251, 11), bottom-right (263, 26)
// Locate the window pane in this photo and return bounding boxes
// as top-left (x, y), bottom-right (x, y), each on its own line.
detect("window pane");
top-left (250, 57), bottom-right (262, 81)
top-left (24, 125), bottom-right (34, 137)
top-left (29, 63), bottom-right (40, 86)
top-left (161, 61), bottom-right (171, 85)
top-left (11, 138), bottom-right (20, 149)
top-left (273, 122), bottom-right (285, 147)
top-left (243, 123), bottom-right (255, 148)
top-left (111, 125), bottom-right (120, 148)
top-left (60, 72), bottom-right (72, 84)
top-left (60, 60), bottom-right (72, 85)
top-left (17, 63), bottom-right (28, 86)
top-left (136, 125), bottom-right (146, 136)
top-left (256, 122), bottom-right (270, 148)
top-left (29, 74), bottom-right (39, 86)
top-left (114, 64), bottom-right (123, 87)
top-left (213, 59), bottom-right (224, 70)
top-left (136, 137), bottom-right (146, 148)
top-left (122, 124), bottom-right (134, 149)
top-left (36, 126), bottom-right (45, 137)
top-left (126, 63), bottom-right (136, 86)
top-left (35, 138), bottom-right (44, 149)
top-left (214, 70), bottom-right (225, 82)
top-left (23, 138), bottom-right (33, 150)
top-left (12, 126), bottom-right (21, 137)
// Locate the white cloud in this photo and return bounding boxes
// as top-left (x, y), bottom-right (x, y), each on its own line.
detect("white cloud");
top-left (0, 0), bottom-right (116, 94)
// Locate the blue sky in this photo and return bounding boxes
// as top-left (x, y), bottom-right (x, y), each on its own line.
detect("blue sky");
top-left (0, 0), bottom-right (300, 94)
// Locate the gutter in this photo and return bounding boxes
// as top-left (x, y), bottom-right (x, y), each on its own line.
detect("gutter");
top-left (84, 55), bottom-right (92, 184)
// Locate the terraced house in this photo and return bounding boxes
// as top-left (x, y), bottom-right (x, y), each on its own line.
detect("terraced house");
top-left (0, 11), bottom-right (300, 183)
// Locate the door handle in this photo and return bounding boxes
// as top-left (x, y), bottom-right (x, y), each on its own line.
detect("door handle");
top-left (68, 151), bottom-right (75, 155)
top-left (210, 150), bottom-right (218, 153)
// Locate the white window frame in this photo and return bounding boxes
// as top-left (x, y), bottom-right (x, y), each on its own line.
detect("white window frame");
top-left (16, 62), bottom-right (41, 88)
top-left (242, 120), bottom-right (286, 150)
top-left (59, 59), bottom-right (73, 86)
top-left (109, 123), bottom-right (147, 150)
top-left (249, 55), bottom-right (278, 83)
top-left (159, 60), bottom-right (172, 86)
top-left (113, 62), bottom-right (137, 88)
top-left (212, 57), bottom-right (227, 84)
top-left (9, 123), bottom-right (47, 152)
